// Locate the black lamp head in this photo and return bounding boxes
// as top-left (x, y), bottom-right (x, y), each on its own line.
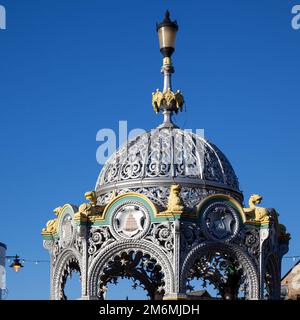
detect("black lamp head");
top-left (156, 10), bottom-right (179, 58)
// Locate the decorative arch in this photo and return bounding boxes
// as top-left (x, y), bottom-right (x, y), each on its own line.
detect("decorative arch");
top-left (180, 242), bottom-right (259, 300)
top-left (88, 240), bottom-right (174, 299)
top-left (52, 248), bottom-right (82, 300)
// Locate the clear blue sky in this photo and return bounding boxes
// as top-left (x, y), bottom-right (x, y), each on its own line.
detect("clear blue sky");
top-left (0, 0), bottom-right (299, 299)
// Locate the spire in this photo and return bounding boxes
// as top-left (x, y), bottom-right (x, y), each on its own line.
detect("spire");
top-left (164, 10), bottom-right (170, 21)
top-left (152, 11), bottom-right (184, 128)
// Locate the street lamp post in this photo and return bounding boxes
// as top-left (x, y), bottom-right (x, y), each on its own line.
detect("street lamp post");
top-left (152, 10), bottom-right (184, 127)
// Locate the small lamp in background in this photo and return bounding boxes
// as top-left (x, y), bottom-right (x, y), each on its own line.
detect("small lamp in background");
top-left (9, 255), bottom-right (24, 272)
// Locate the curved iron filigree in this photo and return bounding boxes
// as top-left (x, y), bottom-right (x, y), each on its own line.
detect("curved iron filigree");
top-left (96, 128), bottom-right (240, 193)
top-left (97, 250), bottom-right (165, 300)
top-left (181, 243), bottom-right (259, 300)
top-left (186, 251), bottom-right (246, 300)
top-left (59, 256), bottom-right (81, 300)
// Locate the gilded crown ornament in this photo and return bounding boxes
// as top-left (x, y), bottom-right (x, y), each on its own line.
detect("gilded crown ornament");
top-left (152, 88), bottom-right (184, 113)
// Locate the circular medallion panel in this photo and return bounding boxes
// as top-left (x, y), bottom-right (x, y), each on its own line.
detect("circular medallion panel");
top-left (200, 202), bottom-right (240, 242)
top-left (110, 200), bottom-right (151, 240)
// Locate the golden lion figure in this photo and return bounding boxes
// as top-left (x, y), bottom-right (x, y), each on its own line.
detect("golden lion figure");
top-left (243, 194), bottom-right (271, 224)
top-left (42, 206), bottom-right (62, 233)
top-left (77, 191), bottom-right (98, 217)
top-left (76, 190), bottom-right (113, 219)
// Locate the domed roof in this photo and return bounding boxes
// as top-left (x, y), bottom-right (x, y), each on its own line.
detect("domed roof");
top-left (96, 127), bottom-right (240, 195)
top-left (95, 12), bottom-right (242, 208)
